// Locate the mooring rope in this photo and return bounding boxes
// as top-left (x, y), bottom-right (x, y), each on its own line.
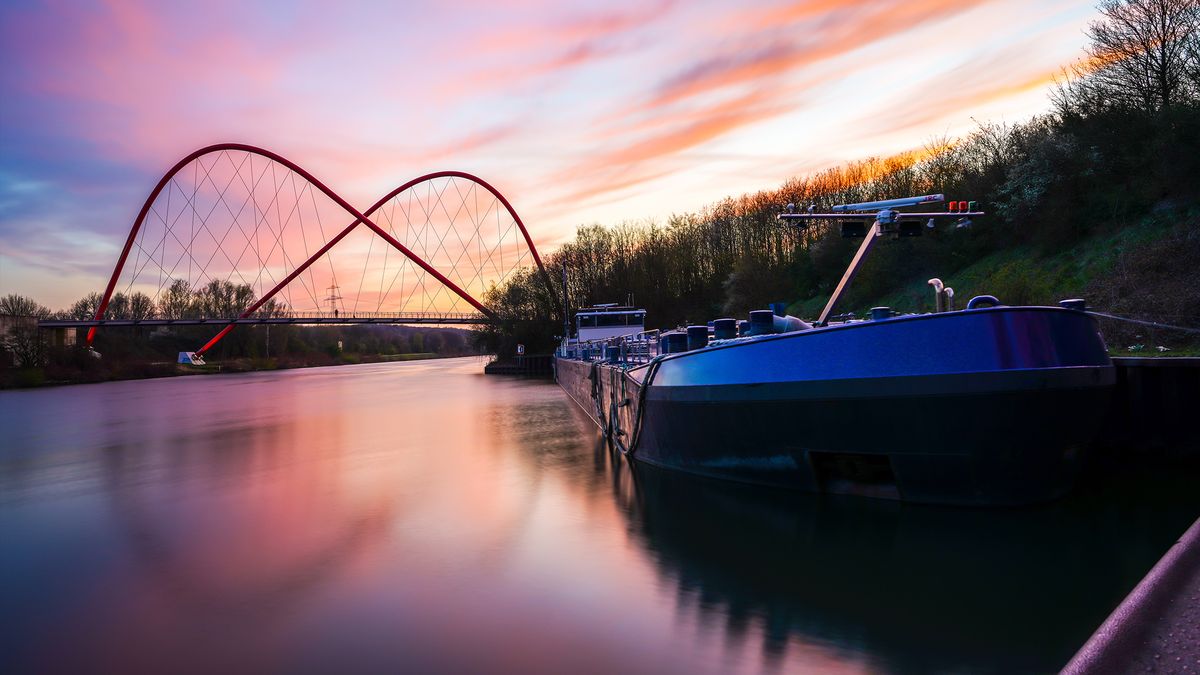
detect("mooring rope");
top-left (589, 361), bottom-right (610, 438)
top-left (1086, 310), bottom-right (1200, 335)
top-left (613, 356), bottom-right (664, 460)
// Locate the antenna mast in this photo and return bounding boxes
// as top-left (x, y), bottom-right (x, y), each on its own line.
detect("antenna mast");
top-left (779, 195), bottom-right (984, 325)
top-left (561, 266), bottom-right (570, 340)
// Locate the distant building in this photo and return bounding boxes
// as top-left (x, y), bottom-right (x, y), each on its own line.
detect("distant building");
top-left (49, 326), bottom-right (78, 347)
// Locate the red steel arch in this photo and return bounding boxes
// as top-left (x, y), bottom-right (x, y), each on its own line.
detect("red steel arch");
top-left (366, 170), bottom-right (547, 274)
top-left (89, 143), bottom-right (549, 355)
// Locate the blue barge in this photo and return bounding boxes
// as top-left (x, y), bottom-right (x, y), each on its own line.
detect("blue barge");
top-left (555, 195), bottom-right (1116, 505)
top-left (557, 306), bottom-right (1113, 505)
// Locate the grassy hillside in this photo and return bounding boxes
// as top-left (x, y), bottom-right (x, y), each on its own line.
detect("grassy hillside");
top-left (786, 208), bottom-right (1200, 354)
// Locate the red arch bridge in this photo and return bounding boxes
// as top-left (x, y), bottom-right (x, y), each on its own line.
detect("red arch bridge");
top-left (51, 143), bottom-right (552, 356)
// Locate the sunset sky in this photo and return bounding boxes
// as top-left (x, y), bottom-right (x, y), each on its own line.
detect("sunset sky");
top-left (1, 0), bottom-right (1098, 309)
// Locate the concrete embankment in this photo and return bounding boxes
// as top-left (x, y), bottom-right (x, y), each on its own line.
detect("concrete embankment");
top-left (1064, 516), bottom-right (1200, 673)
top-left (483, 353), bottom-right (553, 375)
top-left (1108, 357), bottom-right (1200, 455)
top-left (1065, 358), bottom-right (1200, 672)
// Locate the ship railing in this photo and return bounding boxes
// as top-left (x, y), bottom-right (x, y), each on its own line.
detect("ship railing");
top-left (619, 329), bottom-right (661, 365)
top-left (568, 329), bottom-right (662, 365)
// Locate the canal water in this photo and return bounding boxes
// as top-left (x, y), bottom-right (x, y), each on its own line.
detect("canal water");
top-left (2, 357), bottom-right (1198, 674)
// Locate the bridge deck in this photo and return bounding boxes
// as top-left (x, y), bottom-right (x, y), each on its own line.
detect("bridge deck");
top-left (41, 312), bottom-right (488, 328)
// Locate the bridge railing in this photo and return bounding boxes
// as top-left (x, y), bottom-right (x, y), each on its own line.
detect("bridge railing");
top-left (40, 310), bottom-right (488, 328)
top-left (238, 310), bottom-right (486, 321)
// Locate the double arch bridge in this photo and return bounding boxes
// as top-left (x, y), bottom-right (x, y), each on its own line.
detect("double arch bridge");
top-left (66, 143), bottom-right (551, 355)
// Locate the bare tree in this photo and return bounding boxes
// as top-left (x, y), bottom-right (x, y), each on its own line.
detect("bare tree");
top-left (194, 280), bottom-right (255, 317)
top-left (67, 292), bottom-right (104, 320)
top-left (128, 292), bottom-right (155, 320)
top-left (0, 295), bottom-right (49, 367)
top-left (0, 294), bottom-right (50, 318)
top-left (6, 322), bottom-right (47, 367)
top-left (254, 297), bottom-right (291, 318)
top-left (106, 292), bottom-right (130, 320)
top-left (105, 291), bottom-right (156, 319)
top-left (160, 280), bottom-right (194, 319)
top-left (1072, 0), bottom-right (1200, 113)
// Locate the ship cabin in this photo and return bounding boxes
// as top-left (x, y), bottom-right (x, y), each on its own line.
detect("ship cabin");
top-left (575, 304), bottom-right (646, 342)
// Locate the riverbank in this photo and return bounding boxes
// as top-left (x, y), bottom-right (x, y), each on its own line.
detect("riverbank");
top-left (0, 351), bottom-right (483, 389)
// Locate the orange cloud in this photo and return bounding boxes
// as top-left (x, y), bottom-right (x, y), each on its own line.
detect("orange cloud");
top-left (600, 90), bottom-right (789, 168)
top-left (638, 0), bottom-right (993, 112)
top-left (547, 90), bottom-right (791, 208)
top-left (851, 36), bottom-right (1068, 139)
top-left (547, 0), bottom-right (1062, 215)
top-left (473, 0), bottom-right (676, 53)
top-left (553, 1), bottom-right (991, 208)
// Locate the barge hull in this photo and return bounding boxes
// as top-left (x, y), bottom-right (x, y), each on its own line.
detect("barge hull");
top-left (638, 374), bottom-right (1110, 505)
top-left (556, 307), bottom-right (1115, 505)
top-left (559, 358), bottom-right (1110, 505)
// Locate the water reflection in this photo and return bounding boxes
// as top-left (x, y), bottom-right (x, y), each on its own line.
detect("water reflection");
top-left (1, 359), bottom-right (1196, 674)
top-left (611, 451), bottom-right (1200, 673)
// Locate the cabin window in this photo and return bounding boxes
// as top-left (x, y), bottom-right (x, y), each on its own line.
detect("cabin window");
top-left (578, 312), bottom-right (644, 329)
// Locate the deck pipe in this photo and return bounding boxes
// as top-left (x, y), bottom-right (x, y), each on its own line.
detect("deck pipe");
top-left (748, 310), bottom-right (811, 336)
top-left (748, 310), bottom-right (776, 336)
top-left (713, 318), bottom-right (738, 340)
top-left (662, 332), bottom-right (688, 354)
top-left (928, 278), bottom-right (945, 312)
top-left (686, 325), bottom-right (709, 351)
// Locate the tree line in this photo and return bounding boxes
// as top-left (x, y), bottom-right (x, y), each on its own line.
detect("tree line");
top-left (0, 279), bottom-right (288, 322)
top-left (0, 279), bottom-right (481, 383)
